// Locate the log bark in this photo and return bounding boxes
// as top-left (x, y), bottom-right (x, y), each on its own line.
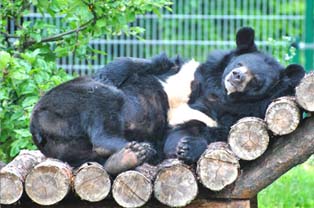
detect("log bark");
top-left (228, 117), bottom-right (269, 160)
top-left (112, 163), bottom-right (157, 208)
top-left (73, 162), bottom-right (111, 202)
top-left (25, 158), bottom-right (73, 206)
top-left (154, 159), bottom-right (198, 207)
top-left (0, 150), bottom-right (45, 205)
top-left (296, 72), bottom-right (314, 111)
top-left (265, 96), bottom-right (300, 135)
top-left (0, 161), bottom-right (6, 170)
top-left (197, 142), bottom-right (240, 191)
top-left (210, 116), bottom-right (314, 199)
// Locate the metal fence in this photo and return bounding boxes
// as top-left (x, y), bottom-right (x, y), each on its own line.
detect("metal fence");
top-left (19, 0), bottom-right (312, 74)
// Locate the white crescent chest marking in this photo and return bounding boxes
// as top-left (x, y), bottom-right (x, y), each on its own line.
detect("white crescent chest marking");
top-left (159, 59), bottom-right (217, 127)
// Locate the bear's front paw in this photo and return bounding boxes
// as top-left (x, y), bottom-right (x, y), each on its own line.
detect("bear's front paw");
top-left (176, 137), bottom-right (207, 163)
top-left (104, 141), bottom-right (156, 175)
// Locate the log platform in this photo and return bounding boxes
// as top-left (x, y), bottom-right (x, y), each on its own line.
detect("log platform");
top-left (2, 73), bottom-right (314, 207)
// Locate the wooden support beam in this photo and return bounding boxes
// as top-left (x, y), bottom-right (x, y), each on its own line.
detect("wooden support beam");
top-left (1, 196), bottom-right (258, 208)
top-left (209, 116), bottom-right (314, 199)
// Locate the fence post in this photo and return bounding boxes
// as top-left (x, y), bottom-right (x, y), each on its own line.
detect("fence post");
top-left (305, 0), bottom-right (314, 71)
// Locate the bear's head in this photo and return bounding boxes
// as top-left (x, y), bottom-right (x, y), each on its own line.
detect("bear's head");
top-left (222, 27), bottom-right (305, 102)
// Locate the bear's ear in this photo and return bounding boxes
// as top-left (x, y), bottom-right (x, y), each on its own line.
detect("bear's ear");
top-left (283, 64), bottom-right (305, 87)
top-left (236, 27), bottom-right (257, 53)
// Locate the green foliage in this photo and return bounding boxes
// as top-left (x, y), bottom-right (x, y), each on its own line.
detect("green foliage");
top-left (0, 50), bottom-right (71, 162)
top-left (258, 156), bottom-right (314, 208)
top-left (0, 0), bottom-right (171, 162)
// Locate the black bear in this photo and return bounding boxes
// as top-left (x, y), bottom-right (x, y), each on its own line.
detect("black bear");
top-left (30, 27), bottom-right (305, 175)
top-left (30, 53), bottom-right (183, 175)
top-left (163, 27), bottom-right (305, 163)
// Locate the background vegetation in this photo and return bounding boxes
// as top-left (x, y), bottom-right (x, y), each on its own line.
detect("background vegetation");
top-left (0, 0), bottom-right (171, 162)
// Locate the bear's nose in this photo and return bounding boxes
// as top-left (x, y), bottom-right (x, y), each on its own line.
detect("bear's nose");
top-left (231, 69), bottom-right (245, 82)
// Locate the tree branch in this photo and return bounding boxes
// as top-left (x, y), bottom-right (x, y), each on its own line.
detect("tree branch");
top-left (205, 116), bottom-right (314, 199)
top-left (23, 18), bottom-right (94, 49)
top-left (0, 31), bottom-right (18, 39)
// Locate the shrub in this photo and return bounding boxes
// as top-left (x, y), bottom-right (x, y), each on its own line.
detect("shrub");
top-left (0, 0), bottom-right (171, 162)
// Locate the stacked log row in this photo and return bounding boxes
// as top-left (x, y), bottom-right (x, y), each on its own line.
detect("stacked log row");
top-left (25, 158), bottom-right (73, 206)
top-left (154, 159), bottom-right (198, 207)
top-left (0, 150), bottom-right (45, 205)
top-left (73, 162), bottom-right (111, 202)
top-left (197, 142), bottom-right (240, 191)
top-left (1, 73), bottom-right (314, 207)
top-left (112, 163), bottom-right (157, 208)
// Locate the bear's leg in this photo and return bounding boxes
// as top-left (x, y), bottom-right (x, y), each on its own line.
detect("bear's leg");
top-left (164, 121), bottom-right (229, 163)
top-left (163, 128), bottom-right (208, 163)
top-left (88, 118), bottom-right (156, 175)
top-left (104, 142), bottom-right (156, 175)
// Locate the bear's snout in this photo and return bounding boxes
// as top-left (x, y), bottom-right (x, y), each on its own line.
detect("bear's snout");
top-left (230, 68), bottom-right (246, 83)
top-left (224, 66), bottom-right (253, 95)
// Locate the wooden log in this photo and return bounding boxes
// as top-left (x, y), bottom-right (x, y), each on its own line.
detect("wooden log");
top-left (154, 159), bottom-right (198, 207)
top-left (73, 162), bottom-right (111, 202)
top-left (0, 150), bottom-right (45, 205)
top-left (25, 158), bottom-right (73, 206)
top-left (0, 161), bottom-right (6, 170)
top-left (112, 163), bottom-right (157, 208)
top-left (265, 96), bottom-right (301, 135)
top-left (296, 72), bottom-right (314, 111)
top-left (197, 142), bottom-right (240, 191)
top-left (228, 117), bottom-right (269, 160)
top-left (210, 116), bottom-right (314, 199)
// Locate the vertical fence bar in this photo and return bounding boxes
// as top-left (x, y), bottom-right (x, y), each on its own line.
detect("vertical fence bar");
top-left (305, 0), bottom-right (314, 71)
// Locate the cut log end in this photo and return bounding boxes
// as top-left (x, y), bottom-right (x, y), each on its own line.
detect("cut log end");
top-left (0, 173), bottom-right (23, 205)
top-left (0, 150), bottom-right (45, 205)
top-left (296, 72), bottom-right (314, 112)
top-left (154, 159), bottom-right (198, 207)
top-left (265, 96), bottom-right (300, 135)
top-left (74, 162), bottom-right (111, 202)
top-left (228, 117), bottom-right (269, 161)
top-left (112, 170), bottom-right (153, 208)
top-left (197, 142), bottom-right (240, 191)
top-left (25, 158), bottom-right (72, 206)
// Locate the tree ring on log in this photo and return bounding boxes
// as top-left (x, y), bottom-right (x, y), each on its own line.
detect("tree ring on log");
top-left (197, 142), bottom-right (240, 191)
top-left (112, 170), bottom-right (152, 208)
top-left (228, 117), bottom-right (269, 160)
top-left (25, 159), bottom-right (72, 206)
top-left (0, 173), bottom-right (23, 204)
top-left (0, 150), bottom-right (45, 205)
top-left (265, 96), bottom-right (300, 135)
top-left (296, 72), bottom-right (314, 112)
top-left (74, 162), bottom-right (111, 202)
top-left (154, 163), bottom-right (198, 207)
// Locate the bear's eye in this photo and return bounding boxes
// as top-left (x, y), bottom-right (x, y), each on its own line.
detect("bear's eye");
top-left (250, 76), bottom-right (264, 90)
top-left (235, 62), bottom-right (243, 67)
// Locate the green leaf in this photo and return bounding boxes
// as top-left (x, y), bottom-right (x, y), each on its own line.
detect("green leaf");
top-left (14, 129), bottom-right (32, 138)
top-left (0, 51), bottom-right (11, 69)
top-left (22, 96), bottom-right (39, 107)
top-left (10, 70), bottom-right (29, 80)
top-left (55, 46), bottom-right (70, 57)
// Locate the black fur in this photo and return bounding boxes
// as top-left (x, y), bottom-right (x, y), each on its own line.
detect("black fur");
top-left (163, 27), bottom-right (305, 162)
top-left (30, 53), bottom-right (183, 175)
